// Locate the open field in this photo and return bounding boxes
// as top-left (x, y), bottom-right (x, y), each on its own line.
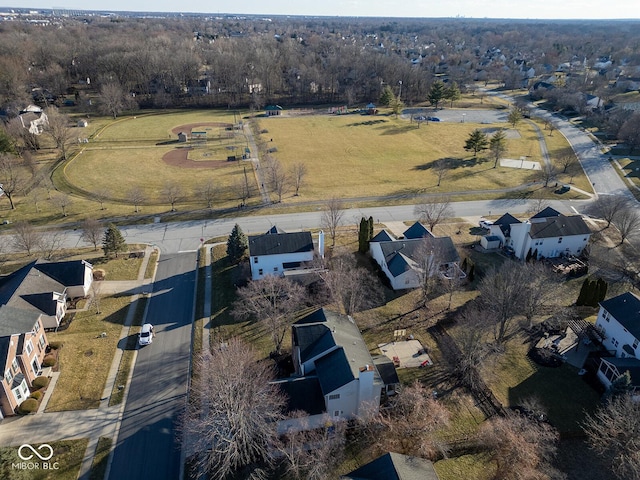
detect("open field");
top-left (0, 439), bottom-right (88, 480)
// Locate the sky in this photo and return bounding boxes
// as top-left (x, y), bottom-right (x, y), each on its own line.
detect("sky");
top-left (3, 0), bottom-right (640, 19)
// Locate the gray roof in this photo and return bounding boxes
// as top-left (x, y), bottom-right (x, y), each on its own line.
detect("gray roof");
top-left (34, 260), bottom-right (91, 287)
top-left (0, 336), bottom-right (11, 373)
top-left (600, 292), bottom-right (640, 341)
top-left (293, 308), bottom-right (382, 394)
top-left (531, 206), bottom-right (561, 219)
top-left (528, 214), bottom-right (591, 239)
top-left (274, 376), bottom-right (326, 415)
top-left (342, 452), bottom-right (440, 480)
top-left (372, 355), bottom-right (400, 386)
top-left (0, 306), bottom-right (40, 337)
top-left (494, 213), bottom-right (521, 237)
top-left (248, 231), bottom-right (314, 256)
top-left (370, 230), bottom-right (396, 243)
top-left (0, 260), bottom-right (66, 318)
top-left (378, 237), bottom-right (460, 278)
top-left (403, 222), bottom-right (433, 240)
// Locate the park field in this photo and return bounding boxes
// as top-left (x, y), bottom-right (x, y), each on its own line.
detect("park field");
top-left (254, 112), bottom-right (584, 201)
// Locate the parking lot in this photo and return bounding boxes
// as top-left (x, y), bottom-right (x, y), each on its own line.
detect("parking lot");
top-left (402, 108), bottom-right (509, 124)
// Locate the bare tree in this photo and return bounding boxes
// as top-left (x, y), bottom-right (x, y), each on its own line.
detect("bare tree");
top-left (320, 252), bottom-right (383, 315)
top-left (161, 181), bottom-right (182, 212)
top-left (88, 280), bottom-right (103, 314)
top-left (233, 178), bottom-right (251, 206)
top-left (455, 305), bottom-right (493, 388)
top-left (535, 163), bottom-right (558, 188)
top-left (587, 195), bottom-right (631, 229)
top-left (127, 186), bottom-right (146, 213)
top-left (277, 414), bottom-right (346, 480)
top-left (321, 197), bottom-right (344, 247)
top-left (433, 158), bottom-right (450, 186)
top-left (527, 188), bottom-right (551, 216)
top-left (521, 263), bottom-right (556, 329)
top-left (81, 218), bottom-right (103, 251)
top-left (264, 155), bottom-right (288, 203)
top-left (415, 235), bottom-right (447, 305)
top-left (480, 413), bottom-right (563, 480)
top-left (612, 207), bottom-right (640, 246)
top-left (490, 128), bottom-right (507, 168)
top-left (195, 178), bottom-right (216, 209)
top-left (44, 106), bottom-right (73, 160)
top-left (290, 162), bottom-right (307, 196)
top-left (0, 153), bottom-right (27, 209)
top-left (97, 82), bottom-right (136, 119)
top-left (11, 221), bottom-right (43, 255)
top-left (479, 262), bottom-right (529, 344)
top-left (95, 186), bottom-right (109, 210)
top-left (233, 275), bottom-right (305, 355)
top-left (557, 147), bottom-right (579, 174)
top-left (52, 192), bottom-right (72, 217)
top-left (182, 338), bottom-right (285, 479)
top-left (40, 230), bottom-right (67, 260)
top-left (414, 195), bottom-right (453, 231)
top-left (583, 393), bottom-right (640, 480)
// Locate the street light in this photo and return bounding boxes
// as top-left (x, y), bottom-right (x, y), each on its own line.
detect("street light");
top-left (462, 113), bottom-right (466, 123)
top-left (398, 80), bottom-right (403, 99)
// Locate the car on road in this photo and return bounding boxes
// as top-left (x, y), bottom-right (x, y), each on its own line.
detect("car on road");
top-left (479, 219), bottom-right (494, 229)
top-left (414, 115), bottom-right (427, 121)
top-left (427, 116), bottom-right (441, 122)
top-left (139, 323), bottom-right (154, 346)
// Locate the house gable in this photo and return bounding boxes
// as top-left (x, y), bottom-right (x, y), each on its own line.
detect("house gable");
top-left (342, 452), bottom-right (440, 480)
top-left (600, 292), bottom-right (640, 342)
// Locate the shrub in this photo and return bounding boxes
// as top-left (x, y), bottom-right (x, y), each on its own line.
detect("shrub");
top-left (32, 376), bottom-right (49, 389)
top-left (18, 398), bottom-right (38, 415)
top-left (48, 341), bottom-right (62, 350)
top-left (42, 355), bottom-right (56, 368)
top-left (30, 391), bottom-right (43, 401)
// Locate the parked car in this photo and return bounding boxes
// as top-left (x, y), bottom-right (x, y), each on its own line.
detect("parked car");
top-left (427, 116), bottom-right (441, 122)
top-left (479, 219), bottom-right (493, 229)
top-left (139, 323), bottom-right (154, 346)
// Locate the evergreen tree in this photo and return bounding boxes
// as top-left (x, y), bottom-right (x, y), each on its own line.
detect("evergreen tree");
top-left (226, 223), bottom-right (248, 262)
top-left (367, 216), bottom-right (374, 242)
top-left (379, 85), bottom-right (395, 106)
top-left (461, 257), bottom-right (468, 273)
top-left (445, 82), bottom-right (461, 108)
top-left (597, 277), bottom-right (608, 302)
top-left (526, 248), bottom-right (533, 263)
top-left (468, 264), bottom-right (475, 282)
top-left (102, 223), bottom-right (127, 258)
top-left (427, 80), bottom-right (447, 109)
top-left (532, 249), bottom-right (538, 261)
top-left (586, 279), bottom-right (599, 307)
top-left (489, 129), bottom-right (507, 168)
top-left (358, 217), bottom-right (369, 253)
top-left (464, 129), bottom-right (489, 157)
top-left (607, 370), bottom-right (632, 399)
top-left (576, 278), bottom-right (589, 306)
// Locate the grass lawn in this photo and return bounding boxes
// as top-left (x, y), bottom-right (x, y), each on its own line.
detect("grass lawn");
top-left (483, 336), bottom-right (600, 434)
top-left (89, 437), bottom-right (112, 480)
top-left (46, 295), bottom-right (132, 411)
top-left (435, 453), bottom-right (495, 480)
top-left (0, 439), bottom-right (89, 480)
top-left (615, 156), bottom-right (640, 188)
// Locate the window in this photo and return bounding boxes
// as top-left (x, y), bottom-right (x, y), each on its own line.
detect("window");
top-left (11, 359), bottom-right (18, 373)
top-left (258, 269), bottom-right (263, 275)
top-left (329, 394), bottom-right (340, 400)
top-left (34, 321), bottom-right (40, 334)
top-left (558, 237), bottom-right (563, 243)
top-left (12, 378), bottom-right (27, 403)
top-left (634, 339), bottom-right (639, 350)
top-left (333, 411), bottom-right (340, 417)
top-left (603, 311), bottom-right (610, 322)
top-left (273, 267), bottom-right (278, 272)
top-left (253, 257), bottom-right (258, 264)
top-left (25, 340), bottom-right (33, 356)
top-left (32, 358), bottom-right (40, 376)
top-left (4, 369), bottom-right (12, 384)
top-left (612, 338), bottom-right (619, 347)
top-left (39, 335), bottom-right (46, 350)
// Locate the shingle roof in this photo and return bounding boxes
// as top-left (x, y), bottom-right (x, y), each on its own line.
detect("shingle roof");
top-left (403, 222), bottom-right (433, 240)
top-left (342, 452), bottom-right (440, 480)
top-left (600, 292), bottom-right (640, 341)
top-left (0, 306), bottom-right (40, 337)
top-left (34, 260), bottom-right (91, 287)
top-left (494, 213), bottom-right (521, 237)
top-left (0, 261), bottom-right (66, 317)
top-left (292, 323), bottom-right (335, 363)
top-left (528, 215), bottom-right (591, 239)
top-left (370, 230), bottom-right (396, 243)
top-left (248, 231), bottom-right (314, 256)
top-left (274, 376), bottom-right (326, 415)
top-left (372, 355), bottom-right (400, 386)
top-left (378, 237), bottom-right (460, 278)
top-left (315, 348), bottom-right (354, 394)
top-left (530, 206), bottom-right (561, 219)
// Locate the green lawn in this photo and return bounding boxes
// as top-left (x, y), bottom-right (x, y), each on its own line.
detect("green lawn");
top-left (0, 439), bottom-right (89, 480)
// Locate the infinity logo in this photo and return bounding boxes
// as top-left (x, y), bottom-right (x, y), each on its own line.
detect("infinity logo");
top-left (17, 444), bottom-right (54, 461)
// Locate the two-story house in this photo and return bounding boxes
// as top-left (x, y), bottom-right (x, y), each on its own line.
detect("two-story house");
top-left (248, 226), bottom-right (321, 281)
top-left (369, 222), bottom-right (463, 290)
top-left (0, 308), bottom-right (49, 418)
top-left (594, 292), bottom-right (640, 390)
top-left (274, 308), bottom-right (398, 432)
top-left (485, 207), bottom-right (591, 260)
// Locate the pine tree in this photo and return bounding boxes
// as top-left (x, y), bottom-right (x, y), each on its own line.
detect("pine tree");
top-left (445, 82), bottom-right (461, 108)
top-left (379, 85), bottom-right (395, 106)
top-left (226, 224), bottom-right (248, 262)
top-left (102, 223), bottom-right (127, 258)
top-left (367, 216), bottom-right (374, 243)
top-left (461, 257), bottom-right (468, 273)
top-left (464, 129), bottom-right (489, 157)
top-left (468, 264), bottom-right (475, 282)
top-left (427, 80), bottom-right (447, 109)
top-left (586, 280), bottom-right (600, 307)
top-left (576, 278), bottom-right (589, 306)
top-left (597, 277), bottom-right (608, 302)
top-left (607, 370), bottom-right (632, 399)
top-left (358, 217), bottom-right (368, 253)
top-left (526, 248), bottom-right (533, 262)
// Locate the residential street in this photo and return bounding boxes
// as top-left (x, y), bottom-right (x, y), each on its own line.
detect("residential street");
top-left (107, 252), bottom-right (196, 480)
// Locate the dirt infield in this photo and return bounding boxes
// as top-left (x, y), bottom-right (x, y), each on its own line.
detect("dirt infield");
top-left (165, 122), bottom-right (237, 168)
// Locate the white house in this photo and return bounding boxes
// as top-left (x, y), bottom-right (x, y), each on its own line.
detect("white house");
top-left (18, 105), bottom-right (48, 135)
top-left (248, 226), bottom-right (319, 281)
top-left (595, 292), bottom-right (640, 390)
top-left (369, 222), bottom-right (462, 291)
top-left (275, 308), bottom-right (398, 432)
top-left (485, 208), bottom-right (591, 260)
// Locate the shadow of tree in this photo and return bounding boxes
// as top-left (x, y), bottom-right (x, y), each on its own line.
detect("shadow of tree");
top-left (344, 119), bottom-right (388, 127)
top-left (413, 156), bottom-right (489, 171)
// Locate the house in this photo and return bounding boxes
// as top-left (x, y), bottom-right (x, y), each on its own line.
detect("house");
top-left (0, 259), bottom-right (93, 330)
top-left (0, 307), bottom-right (49, 418)
top-left (341, 452), bottom-right (440, 480)
top-left (594, 292), bottom-right (640, 390)
top-left (484, 208), bottom-right (591, 260)
top-left (77, 119), bottom-right (88, 128)
top-left (248, 227), bottom-right (320, 281)
top-left (265, 105), bottom-right (283, 116)
top-left (275, 308), bottom-right (399, 432)
top-left (18, 105), bottom-right (48, 135)
top-left (369, 222), bottom-right (463, 291)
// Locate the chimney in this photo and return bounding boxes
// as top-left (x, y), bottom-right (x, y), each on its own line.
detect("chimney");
top-left (318, 230), bottom-right (325, 259)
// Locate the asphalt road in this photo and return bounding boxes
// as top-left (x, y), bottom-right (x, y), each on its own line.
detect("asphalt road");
top-left (108, 252), bottom-right (196, 480)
